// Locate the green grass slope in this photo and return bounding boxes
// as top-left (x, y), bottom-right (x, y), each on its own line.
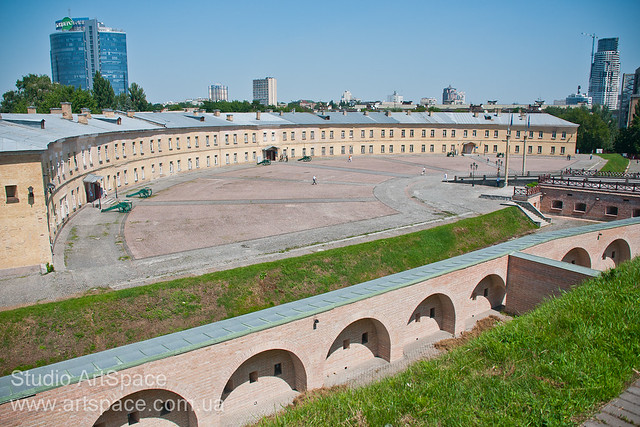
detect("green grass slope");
top-left (0, 207), bottom-right (535, 376)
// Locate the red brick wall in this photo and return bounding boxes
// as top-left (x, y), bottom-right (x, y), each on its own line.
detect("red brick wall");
top-left (540, 186), bottom-right (640, 221)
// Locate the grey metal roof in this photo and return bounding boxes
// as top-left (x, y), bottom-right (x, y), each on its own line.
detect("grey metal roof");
top-left (1, 215), bottom-right (637, 404)
top-left (0, 113), bottom-right (159, 153)
top-left (0, 111), bottom-right (578, 154)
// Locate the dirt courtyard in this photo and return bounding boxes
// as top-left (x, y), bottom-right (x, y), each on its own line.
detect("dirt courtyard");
top-left (122, 154), bottom-right (583, 259)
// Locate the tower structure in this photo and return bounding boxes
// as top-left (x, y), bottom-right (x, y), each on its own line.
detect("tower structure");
top-left (50, 17), bottom-right (128, 95)
top-left (252, 77), bottom-right (277, 106)
top-left (588, 37), bottom-right (620, 110)
top-left (208, 84), bottom-right (229, 102)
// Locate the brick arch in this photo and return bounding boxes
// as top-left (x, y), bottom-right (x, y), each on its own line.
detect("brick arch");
top-left (602, 238), bottom-right (632, 267)
top-left (324, 317), bottom-right (391, 365)
top-left (408, 293), bottom-right (456, 334)
top-left (471, 274), bottom-right (506, 310)
top-left (91, 388), bottom-right (198, 427)
top-left (562, 247), bottom-right (592, 268)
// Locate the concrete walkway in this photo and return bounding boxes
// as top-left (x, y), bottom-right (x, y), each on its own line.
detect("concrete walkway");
top-left (0, 154), bottom-right (600, 309)
top-left (584, 378), bottom-right (640, 426)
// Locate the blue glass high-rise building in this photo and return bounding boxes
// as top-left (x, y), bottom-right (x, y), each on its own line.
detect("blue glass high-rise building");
top-left (50, 17), bottom-right (128, 95)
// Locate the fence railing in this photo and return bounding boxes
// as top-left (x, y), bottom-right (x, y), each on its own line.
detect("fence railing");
top-left (538, 175), bottom-right (640, 193)
top-left (513, 185), bottom-right (541, 198)
top-left (562, 168), bottom-right (640, 179)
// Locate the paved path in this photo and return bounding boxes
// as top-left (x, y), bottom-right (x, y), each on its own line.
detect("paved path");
top-left (0, 154), bottom-right (600, 309)
top-left (584, 378), bottom-right (640, 426)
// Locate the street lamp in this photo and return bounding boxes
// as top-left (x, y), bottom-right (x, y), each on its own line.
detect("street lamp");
top-left (470, 162), bottom-right (478, 186)
top-left (496, 159), bottom-right (503, 187)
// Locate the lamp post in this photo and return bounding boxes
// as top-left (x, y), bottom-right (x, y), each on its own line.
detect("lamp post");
top-left (496, 159), bottom-right (503, 187)
top-left (470, 162), bottom-right (478, 186)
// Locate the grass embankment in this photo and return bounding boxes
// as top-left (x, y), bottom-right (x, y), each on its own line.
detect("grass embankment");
top-left (598, 153), bottom-right (629, 173)
top-left (0, 207), bottom-right (535, 376)
top-left (261, 258), bottom-right (640, 426)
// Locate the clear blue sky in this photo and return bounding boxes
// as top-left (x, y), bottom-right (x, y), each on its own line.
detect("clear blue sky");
top-left (1, 0), bottom-right (639, 105)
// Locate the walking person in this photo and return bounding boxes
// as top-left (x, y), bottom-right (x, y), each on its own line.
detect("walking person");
top-left (312, 175), bottom-right (317, 185)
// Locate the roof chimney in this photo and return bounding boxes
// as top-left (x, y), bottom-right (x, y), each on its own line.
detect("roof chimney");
top-left (81, 108), bottom-right (91, 119)
top-left (103, 109), bottom-right (115, 118)
top-left (27, 106), bottom-right (37, 114)
top-left (78, 114), bottom-right (88, 125)
top-left (473, 111), bottom-right (478, 117)
top-left (40, 119), bottom-right (45, 129)
top-left (61, 102), bottom-right (72, 120)
top-left (385, 111), bottom-right (392, 117)
top-left (363, 111), bottom-right (369, 116)
top-left (279, 110), bottom-right (284, 116)
top-left (406, 110), bottom-right (411, 115)
top-left (226, 114), bottom-right (233, 121)
top-left (256, 111), bottom-right (261, 120)
top-left (213, 110), bottom-right (221, 117)
top-left (428, 110), bottom-right (432, 116)
top-left (342, 110), bottom-right (347, 115)
top-left (127, 110), bottom-right (135, 118)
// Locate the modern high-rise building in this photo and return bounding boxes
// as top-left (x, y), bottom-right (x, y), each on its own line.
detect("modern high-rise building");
top-left (442, 85), bottom-right (465, 105)
top-left (208, 84), bottom-right (229, 102)
top-left (252, 77), bottom-right (277, 106)
top-left (619, 73), bottom-right (635, 127)
top-left (50, 17), bottom-right (128, 95)
top-left (588, 37), bottom-right (620, 110)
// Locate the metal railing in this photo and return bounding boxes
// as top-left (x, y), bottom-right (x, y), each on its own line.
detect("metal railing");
top-left (539, 175), bottom-right (640, 193)
top-left (513, 185), bottom-right (541, 198)
top-left (562, 168), bottom-right (640, 179)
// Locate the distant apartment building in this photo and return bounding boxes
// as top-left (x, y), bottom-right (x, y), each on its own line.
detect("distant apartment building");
top-left (387, 91), bottom-right (403, 104)
top-left (588, 37), bottom-right (620, 110)
top-left (566, 86), bottom-right (592, 106)
top-left (253, 77), bottom-right (277, 106)
top-left (208, 84), bottom-right (229, 102)
top-left (341, 90), bottom-right (353, 104)
top-left (618, 68), bottom-right (640, 128)
top-left (420, 97), bottom-right (437, 106)
top-left (442, 85), bottom-right (465, 105)
top-left (50, 17), bottom-right (128, 95)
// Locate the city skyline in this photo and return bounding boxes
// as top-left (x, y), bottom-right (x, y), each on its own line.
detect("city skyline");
top-left (1, 0), bottom-right (639, 105)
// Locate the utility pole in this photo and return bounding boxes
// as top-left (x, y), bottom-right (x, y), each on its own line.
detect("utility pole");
top-left (504, 113), bottom-right (513, 187)
top-left (521, 114), bottom-right (530, 175)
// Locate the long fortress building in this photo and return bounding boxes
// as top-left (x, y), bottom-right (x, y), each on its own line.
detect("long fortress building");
top-left (0, 105), bottom-right (578, 271)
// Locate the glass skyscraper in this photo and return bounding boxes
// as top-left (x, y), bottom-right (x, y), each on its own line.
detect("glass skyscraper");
top-left (588, 37), bottom-right (620, 110)
top-left (50, 18), bottom-right (128, 95)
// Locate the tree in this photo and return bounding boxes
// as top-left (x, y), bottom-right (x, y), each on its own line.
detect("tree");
top-left (92, 72), bottom-right (115, 110)
top-left (1, 74), bottom-right (54, 113)
top-left (41, 84), bottom-right (97, 113)
top-left (115, 92), bottom-right (133, 111)
top-left (614, 103), bottom-right (640, 155)
top-left (128, 82), bottom-right (149, 111)
top-left (545, 106), bottom-right (616, 153)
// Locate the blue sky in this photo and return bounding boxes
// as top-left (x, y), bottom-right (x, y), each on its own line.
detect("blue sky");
top-left (1, 0), bottom-right (639, 105)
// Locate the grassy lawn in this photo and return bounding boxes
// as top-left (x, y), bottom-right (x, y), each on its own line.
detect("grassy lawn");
top-left (598, 153), bottom-right (629, 173)
top-left (0, 208), bottom-right (536, 376)
top-left (260, 257), bottom-right (640, 426)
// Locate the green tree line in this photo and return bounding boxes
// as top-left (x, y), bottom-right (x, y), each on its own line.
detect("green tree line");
top-left (1, 73), bottom-right (159, 114)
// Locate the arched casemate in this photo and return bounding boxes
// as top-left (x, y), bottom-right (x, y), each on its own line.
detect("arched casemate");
top-left (323, 318), bottom-right (391, 383)
top-left (602, 238), bottom-right (631, 268)
top-left (471, 274), bottom-right (506, 311)
top-left (561, 247), bottom-right (592, 268)
top-left (407, 293), bottom-right (456, 337)
top-left (219, 349), bottom-right (307, 413)
top-left (92, 388), bottom-right (198, 427)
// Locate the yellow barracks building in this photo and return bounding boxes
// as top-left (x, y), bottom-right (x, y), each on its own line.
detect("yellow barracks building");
top-left (0, 103), bottom-right (578, 271)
